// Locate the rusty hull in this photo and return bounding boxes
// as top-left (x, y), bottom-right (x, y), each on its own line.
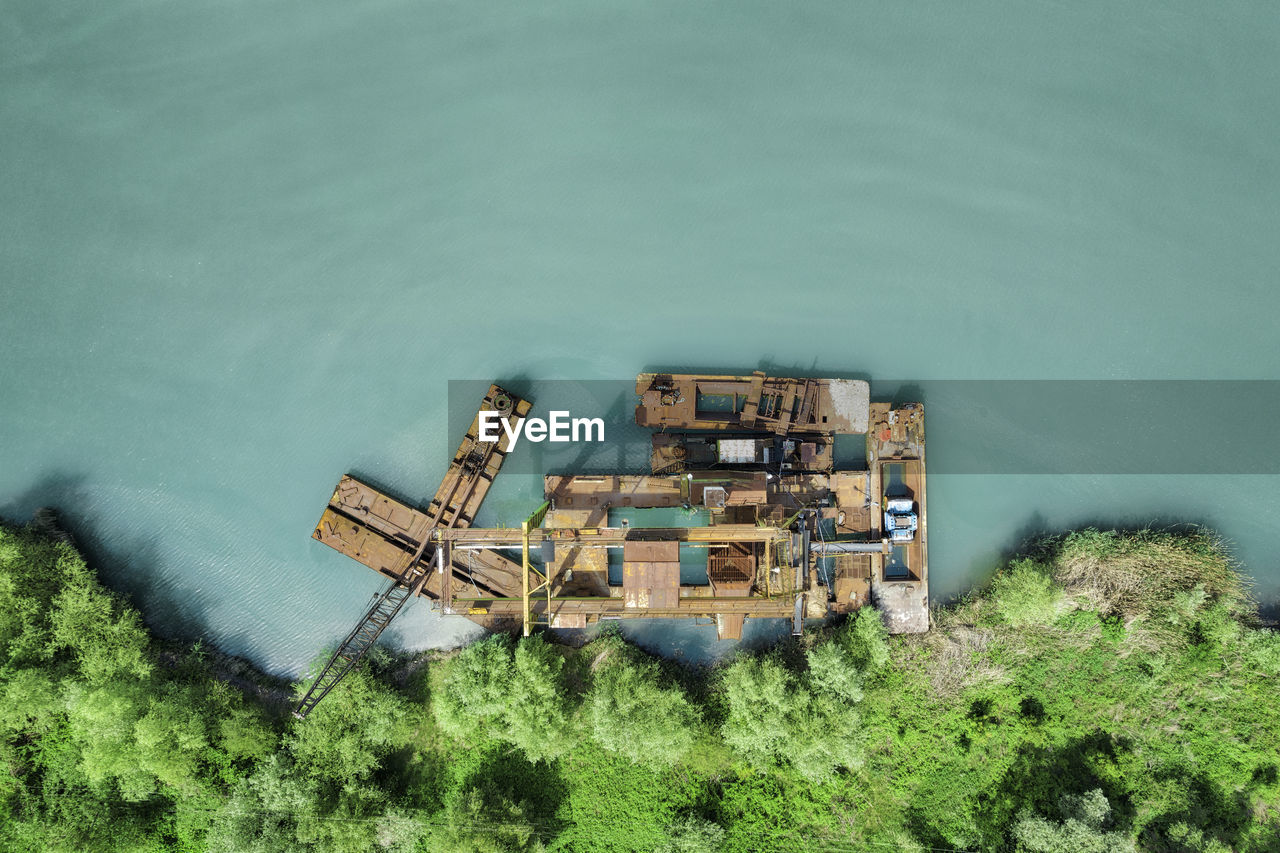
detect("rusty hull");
top-left (311, 375), bottom-right (929, 641)
top-left (867, 402), bottom-right (929, 634)
top-left (636, 371), bottom-right (870, 434)
top-left (311, 384), bottom-right (534, 606)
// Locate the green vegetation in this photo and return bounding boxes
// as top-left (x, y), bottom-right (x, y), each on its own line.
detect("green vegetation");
top-left (2, 520), bottom-right (1278, 851)
top-left (585, 641), bottom-right (698, 767)
top-left (1012, 788), bottom-right (1134, 853)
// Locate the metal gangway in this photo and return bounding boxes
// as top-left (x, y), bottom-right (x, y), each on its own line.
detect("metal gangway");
top-left (292, 546), bottom-right (433, 719)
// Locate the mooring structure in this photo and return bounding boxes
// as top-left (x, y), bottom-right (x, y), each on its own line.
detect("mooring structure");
top-left (296, 373), bottom-right (927, 717)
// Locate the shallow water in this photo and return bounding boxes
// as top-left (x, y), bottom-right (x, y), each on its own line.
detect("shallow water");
top-left (2, 2), bottom-right (1278, 673)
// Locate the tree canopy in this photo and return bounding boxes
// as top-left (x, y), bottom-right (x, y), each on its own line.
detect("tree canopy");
top-left (1, 520), bottom-right (1278, 851)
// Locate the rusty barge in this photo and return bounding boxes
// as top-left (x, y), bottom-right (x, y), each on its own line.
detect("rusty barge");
top-left (316, 371), bottom-right (926, 627)
top-left (296, 372), bottom-right (927, 715)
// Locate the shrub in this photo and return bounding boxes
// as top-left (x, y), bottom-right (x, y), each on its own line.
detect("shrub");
top-left (721, 654), bottom-right (863, 780)
top-left (787, 693), bottom-right (863, 781)
top-left (218, 704), bottom-right (278, 762)
top-left (423, 787), bottom-right (545, 853)
top-left (657, 815), bottom-right (725, 853)
top-left (63, 679), bottom-right (155, 799)
top-left (1167, 584), bottom-right (1208, 627)
top-left (287, 666), bottom-right (407, 788)
top-left (1053, 528), bottom-right (1245, 617)
top-left (505, 637), bottom-right (573, 763)
top-left (49, 561), bottom-right (152, 684)
top-left (720, 657), bottom-right (792, 768)
top-left (206, 755), bottom-right (322, 853)
top-left (133, 686), bottom-right (211, 791)
top-left (989, 558), bottom-right (1063, 627)
top-left (587, 658), bottom-right (697, 766)
top-left (805, 641), bottom-right (864, 703)
top-left (1192, 601), bottom-right (1242, 650)
top-left (433, 634), bottom-right (514, 740)
top-left (1013, 789), bottom-right (1135, 853)
top-left (844, 607), bottom-right (890, 674)
top-left (3, 518), bottom-right (1276, 852)
top-left (1244, 628), bottom-right (1280, 676)
top-left (434, 635), bottom-right (573, 763)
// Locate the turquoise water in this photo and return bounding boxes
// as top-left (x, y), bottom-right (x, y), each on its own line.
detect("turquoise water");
top-left (2, 2), bottom-right (1278, 674)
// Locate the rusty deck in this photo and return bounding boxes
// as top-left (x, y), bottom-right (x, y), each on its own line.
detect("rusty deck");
top-left (867, 402), bottom-right (929, 633)
top-left (312, 384), bottom-right (533, 606)
top-left (433, 524), bottom-right (800, 630)
top-left (636, 371), bottom-right (870, 434)
top-left (311, 374), bottom-right (929, 641)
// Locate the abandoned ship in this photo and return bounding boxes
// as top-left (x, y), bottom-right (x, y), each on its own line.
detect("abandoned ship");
top-left (296, 372), bottom-right (927, 717)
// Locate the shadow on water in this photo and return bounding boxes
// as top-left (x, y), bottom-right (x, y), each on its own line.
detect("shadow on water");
top-left (525, 386), bottom-right (640, 477)
top-left (344, 467), bottom-right (429, 507)
top-left (637, 359), bottom-right (873, 385)
top-left (1258, 600), bottom-right (1280, 626)
top-left (0, 472), bottom-right (90, 528)
top-left (0, 471), bottom-right (216, 645)
top-left (495, 373), bottom-right (534, 402)
top-left (929, 510), bottom-right (1054, 607)
top-left (445, 373), bottom-right (535, 401)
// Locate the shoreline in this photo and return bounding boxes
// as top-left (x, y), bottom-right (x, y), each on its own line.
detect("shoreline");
top-left (2, 511), bottom-right (1278, 850)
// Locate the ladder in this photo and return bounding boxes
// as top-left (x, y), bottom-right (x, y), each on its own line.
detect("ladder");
top-left (293, 553), bottom-right (431, 719)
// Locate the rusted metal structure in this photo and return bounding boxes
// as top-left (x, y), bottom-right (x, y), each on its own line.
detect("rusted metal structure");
top-left (650, 433), bottom-right (834, 475)
top-left (293, 558), bottom-right (431, 718)
top-left (867, 402), bottom-right (929, 633)
top-left (300, 371), bottom-right (928, 714)
top-left (312, 385), bottom-right (533, 604)
top-left (427, 517), bottom-right (799, 634)
top-left (293, 384), bottom-right (530, 716)
top-left (635, 371), bottom-right (870, 434)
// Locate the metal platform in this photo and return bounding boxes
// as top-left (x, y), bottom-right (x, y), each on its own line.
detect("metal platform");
top-left (635, 371), bottom-right (870, 434)
top-left (308, 374), bottom-right (928, 662)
